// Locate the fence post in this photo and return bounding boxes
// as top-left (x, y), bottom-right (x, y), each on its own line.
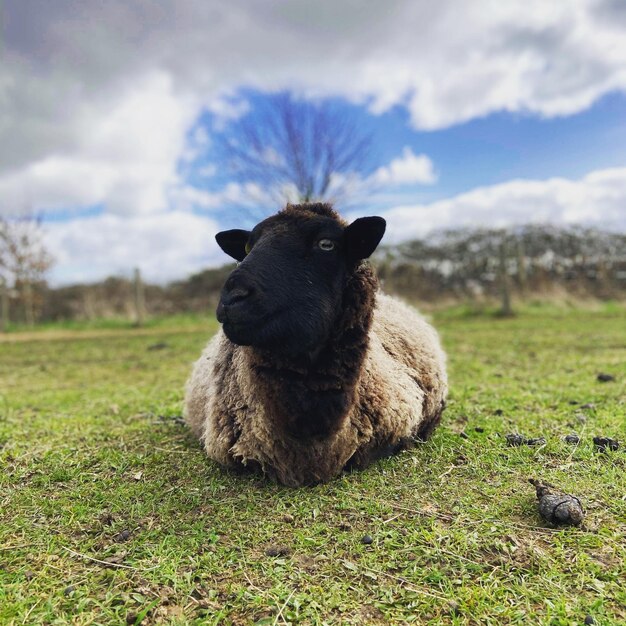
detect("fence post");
top-left (133, 267), bottom-right (145, 327)
top-left (498, 240), bottom-right (513, 316)
top-left (0, 277), bottom-right (9, 332)
top-left (23, 280), bottom-right (35, 326)
top-left (516, 240), bottom-right (527, 296)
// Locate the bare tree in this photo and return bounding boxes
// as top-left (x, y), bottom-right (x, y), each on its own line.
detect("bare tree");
top-left (0, 214), bottom-right (54, 326)
top-left (217, 92), bottom-right (373, 205)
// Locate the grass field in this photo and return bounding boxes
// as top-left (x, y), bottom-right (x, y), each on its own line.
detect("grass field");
top-left (1, 306), bottom-right (625, 625)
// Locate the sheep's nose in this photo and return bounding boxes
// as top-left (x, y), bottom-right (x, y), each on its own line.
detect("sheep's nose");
top-left (217, 274), bottom-right (256, 322)
top-left (221, 285), bottom-right (252, 307)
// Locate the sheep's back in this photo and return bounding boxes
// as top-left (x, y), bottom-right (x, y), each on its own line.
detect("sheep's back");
top-left (347, 294), bottom-right (448, 464)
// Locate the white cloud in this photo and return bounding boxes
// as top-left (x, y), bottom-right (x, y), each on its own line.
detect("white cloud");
top-left (3, 0), bottom-right (626, 175)
top-left (45, 211), bottom-right (222, 284)
top-left (41, 166), bottom-right (626, 285)
top-left (371, 148), bottom-right (437, 186)
top-left (174, 181), bottom-right (275, 212)
top-left (378, 167), bottom-right (626, 242)
top-left (0, 72), bottom-right (197, 216)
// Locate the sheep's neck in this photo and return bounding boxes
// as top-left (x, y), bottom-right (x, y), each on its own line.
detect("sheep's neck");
top-left (251, 264), bottom-right (377, 440)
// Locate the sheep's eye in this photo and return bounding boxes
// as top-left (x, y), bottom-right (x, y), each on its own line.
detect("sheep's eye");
top-left (244, 242), bottom-right (252, 255)
top-left (318, 238), bottom-right (335, 251)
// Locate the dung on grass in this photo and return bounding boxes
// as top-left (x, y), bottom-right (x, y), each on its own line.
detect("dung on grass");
top-left (529, 479), bottom-right (585, 527)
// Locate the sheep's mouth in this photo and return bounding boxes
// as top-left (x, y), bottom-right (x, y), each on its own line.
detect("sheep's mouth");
top-left (220, 308), bottom-right (284, 347)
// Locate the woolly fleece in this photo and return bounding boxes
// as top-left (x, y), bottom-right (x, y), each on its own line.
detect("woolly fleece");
top-left (184, 293), bottom-right (447, 486)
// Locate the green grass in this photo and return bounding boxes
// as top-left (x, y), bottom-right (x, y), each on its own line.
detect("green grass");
top-left (1, 308), bottom-right (625, 625)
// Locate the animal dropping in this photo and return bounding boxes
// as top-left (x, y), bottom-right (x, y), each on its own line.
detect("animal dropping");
top-left (593, 436), bottom-right (619, 452)
top-left (529, 479), bottom-right (584, 526)
top-left (563, 433), bottom-right (580, 445)
top-left (506, 433), bottom-right (546, 447)
top-left (184, 204), bottom-right (447, 486)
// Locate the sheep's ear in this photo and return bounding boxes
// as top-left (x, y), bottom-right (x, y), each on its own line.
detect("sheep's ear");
top-left (344, 217), bottom-right (386, 262)
top-left (215, 229), bottom-right (251, 262)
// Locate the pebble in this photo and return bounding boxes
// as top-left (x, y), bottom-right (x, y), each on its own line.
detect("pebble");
top-left (265, 546), bottom-right (291, 557)
top-left (361, 535), bottom-right (374, 545)
top-left (114, 529), bottom-right (131, 542)
top-left (597, 373), bottom-right (615, 382)
top-left (448, 601), bottom-right (461, 616)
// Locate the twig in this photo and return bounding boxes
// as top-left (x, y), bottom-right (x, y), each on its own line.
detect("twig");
top-left (273, 589), bottom-right (295, 626)
top-left (62, 546), bottom-right (158, 571)
top-left (22, 599), bottom-right (41, 623)
top-left (361, 565), bottom-right (447, 601)
top-left (438, 464), bottom-right (457, 480)
top-left (0, 543), bottom-right (35, 551)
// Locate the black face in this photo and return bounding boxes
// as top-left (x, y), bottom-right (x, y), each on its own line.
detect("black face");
top-left (215, 211), bottom-right (385, 356)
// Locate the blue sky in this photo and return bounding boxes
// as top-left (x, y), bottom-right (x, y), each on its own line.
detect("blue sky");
top-left (188, 90), bottom-right (626, 223)
top-left (2, 0), bottom-right (626, 284)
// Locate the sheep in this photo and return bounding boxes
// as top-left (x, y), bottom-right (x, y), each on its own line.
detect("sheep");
top-left (184, 203), bottom-right (447, 486)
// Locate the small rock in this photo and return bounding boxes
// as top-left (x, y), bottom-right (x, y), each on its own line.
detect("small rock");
top-left (131, 471), bottom-right (143, 481)
top-left (596, 373), bottom-right (615, 382)
top-left (448, 600), bottom-right (461, 616)
top-left (157, 414), bottom-right (185, 426)
top-left (564, 434), bottom-right (580, 445)
top-left (529, 479), bottom-right (584, 526)
top-left (281, 513), bottom-right (295, 524)
top-left (574, 412), bottom-right (587, 424)
top-left (102, 552), bottom-right (127, 566)
top-left (584, 616), bottom-right (594, 625)
top-left (361, 535), bottom-right (374, 545)
top-left (593, 436), bottom-right (619, 453)
top-left (63, 585), bottom-right (75, 596)
top-left (265, 545), bottom-right (291, 557)
top-left (147, 342), bottom-right (169, 351)
top-left (580, 403), bottom-right (596, 410)
top-left (99, 511), bottom-right (114, 526)
top-left (114, 529), bottom-right (131, 543)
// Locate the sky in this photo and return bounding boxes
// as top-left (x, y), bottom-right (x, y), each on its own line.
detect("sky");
top-left (1, 0), bottom-right (626, 285)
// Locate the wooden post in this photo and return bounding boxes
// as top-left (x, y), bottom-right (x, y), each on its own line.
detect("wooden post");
top-left (133, 267), bottom-right (145, 327)
top-left (498, 240), bottom-right (513, 316)
top-left (23, 280), bottom-right (35, 326)
top-left (516, 240), bottom-right (527, 296)
top-left (0, 277), bottom-right (9, 332)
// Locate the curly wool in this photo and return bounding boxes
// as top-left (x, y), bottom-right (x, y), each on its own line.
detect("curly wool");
top-left (184, 262), bottom-right (447, 487)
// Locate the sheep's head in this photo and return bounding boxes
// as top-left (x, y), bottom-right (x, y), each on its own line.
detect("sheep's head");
top-left (215, 203), bottom-right (385, 356)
